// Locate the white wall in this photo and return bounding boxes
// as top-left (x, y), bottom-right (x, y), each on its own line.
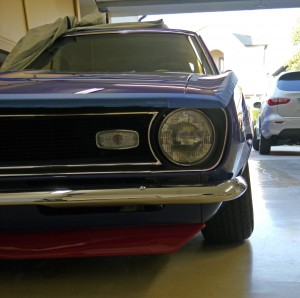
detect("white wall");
top-left (0, 0), bottom-right (79, 52)
top-left (24, 0), bottom-right (77, 29)
top-left (199, 27), bottom-right (268, 96)
top-left (0, 0), bottom-right (27, 52)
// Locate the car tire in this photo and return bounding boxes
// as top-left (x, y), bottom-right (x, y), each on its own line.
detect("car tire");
top-left (201, 164), bottom-right (254, 244)
top-left (259, 134), bottom-right (271, 155)
top-left (252, 128), bottom-right (259, 151)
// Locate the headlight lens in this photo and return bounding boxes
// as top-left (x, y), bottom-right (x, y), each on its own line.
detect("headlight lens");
top-left (158, 109), bottom-right (215, 166)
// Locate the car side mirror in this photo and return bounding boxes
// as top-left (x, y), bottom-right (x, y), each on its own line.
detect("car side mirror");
top-left (253, 102), bottom-right (261, 109)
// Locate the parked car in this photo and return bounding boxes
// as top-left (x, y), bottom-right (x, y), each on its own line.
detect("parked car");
top-left (253, 71), bottom-right (300, 154)
top-left (0, 16), bottom-right (253, 259)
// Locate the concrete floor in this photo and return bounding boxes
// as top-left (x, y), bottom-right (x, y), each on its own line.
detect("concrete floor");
top-left (0, 146), bottom-right (300, 298)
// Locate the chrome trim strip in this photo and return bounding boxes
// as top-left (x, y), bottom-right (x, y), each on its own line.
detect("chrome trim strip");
top-left (0, 177), bottom-right (246, 206)
top-left (0, 164), bottom-right (156, 170)
top-left (0, 168), bottom-right (214, 177)
top-left (0, 110), bottom-right (227, 175)
top-left (213, 108), bottom-right (228, 169)
top-left (0, 112), bottom-right (156, 117)
top-left (63, 29), bottom-right (198, 38)
top-left (147, 112), bottom-right (161, 165)
top-left (0, 111), bottom-right (162, 169)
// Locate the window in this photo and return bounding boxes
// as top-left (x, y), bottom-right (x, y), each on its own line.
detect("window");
top-left (277, 72), bottom-right (300, 91)
top-left (218, 57), bottom-right (224, 72)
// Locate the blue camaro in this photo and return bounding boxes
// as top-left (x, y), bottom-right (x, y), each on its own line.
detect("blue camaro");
top-left (0, 17), bottom-right (253, 259)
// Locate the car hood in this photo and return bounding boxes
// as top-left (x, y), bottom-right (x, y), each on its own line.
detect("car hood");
top-left (0, 70), bottom-right (237, 109)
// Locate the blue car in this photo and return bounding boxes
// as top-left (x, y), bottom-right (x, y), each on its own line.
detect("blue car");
top-left (0, 17), bottom-right (253, 259)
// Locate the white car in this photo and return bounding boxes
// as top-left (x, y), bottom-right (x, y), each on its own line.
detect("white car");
top-left (253, 71), bottom-right (300, 154)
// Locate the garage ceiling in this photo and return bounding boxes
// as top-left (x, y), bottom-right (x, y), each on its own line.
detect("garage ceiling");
top-left (95, 0), bottom-right (300, 15)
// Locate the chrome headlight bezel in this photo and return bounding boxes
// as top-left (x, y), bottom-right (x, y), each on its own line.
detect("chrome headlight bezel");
top-left (158, 109), bottom-right (216, 166)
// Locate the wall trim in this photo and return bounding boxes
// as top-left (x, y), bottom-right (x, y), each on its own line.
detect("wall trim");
top-left (22, 0), bottom-right (29, 32)
top-left (0, 36), bottom-right (16, 52)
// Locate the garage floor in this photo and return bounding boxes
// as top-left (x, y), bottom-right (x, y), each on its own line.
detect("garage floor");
top-left (0, 146), bottom-right (300, 298)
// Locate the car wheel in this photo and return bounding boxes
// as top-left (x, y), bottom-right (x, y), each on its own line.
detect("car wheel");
top-left (259, 134), bottom-right (271, 155)
top-left (252, 128), bottom-right (259, 151)
top-left (201, 164), bottom-right (254, 244)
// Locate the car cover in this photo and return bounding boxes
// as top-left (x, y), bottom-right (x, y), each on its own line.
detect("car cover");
top-left (0, 13), bottom-right (166, 71)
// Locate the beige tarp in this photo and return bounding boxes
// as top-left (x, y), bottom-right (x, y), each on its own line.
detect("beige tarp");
top-left (1, 13), bottom-right (165, 71)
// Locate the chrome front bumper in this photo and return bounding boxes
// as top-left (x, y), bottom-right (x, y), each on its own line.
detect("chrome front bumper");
top-left (0, 176), bottom-right (247, 206)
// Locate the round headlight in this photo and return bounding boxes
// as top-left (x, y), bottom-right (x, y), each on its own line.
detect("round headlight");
top-left (158, 109), bottom-right (215, 166)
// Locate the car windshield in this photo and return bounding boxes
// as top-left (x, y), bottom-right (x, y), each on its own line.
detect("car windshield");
top-left (26, 32), bottom-right (212, 74)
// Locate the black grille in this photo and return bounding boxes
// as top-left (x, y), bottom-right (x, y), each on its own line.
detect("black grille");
top-left (0, 113), bottom-right (157, 167)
